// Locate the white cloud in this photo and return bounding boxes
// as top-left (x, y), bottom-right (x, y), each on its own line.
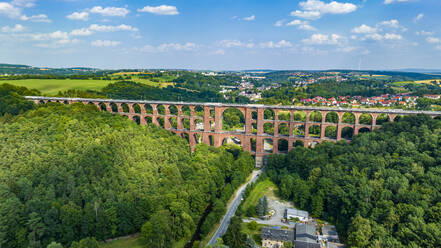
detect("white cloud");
top-left (352, 24), bottom-right (377, 34)
top-left (11, 0), bottom-right (35, 8)
top-left (259, 40), bottom-right (292, 48)
top-left (137, 5), bottom-right (179, 15)
top-left (91, 40), bottom-right (121, 47)
top-left (379, 19), bottom-right (400, 28)
top-left (302, 33), bottom-right (344, 45)
top-left (414, 13), bottom-right (424, 22)
top-left (67, 11), bottom-right (89, 21)
top-left (426, 37), bottom-right (441, 44)
top-left (219, 40), bottom-right (255, 48)
top-left (139, 42), bottom-right (198, 53)
top-left (336, 46), bottom-right (357, 53)
top-left (416, 30), bottom-right (433, 36)
top-left (1, 24), bottom-right (25, 32)
top-left (88, 24), bottom-right (138, 32)
top-left (243, 15), bottom-right (255, 21)
top-left (90, 6), bottom-right (129, 17)
top-left (291, 0), bottom-right (357, 19)
top-left (286, 20), bottom-right (316, 31)
top-left (364, 33), bottom-right (384, 40)
top-left (70, 28), bottom-right (92, 36)
top-left (384, 33), bottom-right (402, 40)
top-left (384, 0), bottom-right (410, 4)
top-left (274, 20), bottom-right (285, 27)
top-left (0, 2), bottom-right (24, 19)
top-left (0, 1), bottom-right (50, 22)
top-left (21, 14), bottom-right (51, 23)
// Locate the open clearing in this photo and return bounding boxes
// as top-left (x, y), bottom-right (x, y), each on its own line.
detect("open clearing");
top-left (240, 178), bottom-right (277, 215)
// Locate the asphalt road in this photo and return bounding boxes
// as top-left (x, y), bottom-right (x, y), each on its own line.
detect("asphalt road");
top-left (208, 169), bottom-right (262, 245)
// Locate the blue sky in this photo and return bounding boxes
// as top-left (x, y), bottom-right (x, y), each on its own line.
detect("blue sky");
top-left (0, 0), bottom-right (440, 70)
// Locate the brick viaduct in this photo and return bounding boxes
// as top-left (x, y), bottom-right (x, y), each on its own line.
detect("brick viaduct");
top-left (26, 96), bottom-right (441, 166)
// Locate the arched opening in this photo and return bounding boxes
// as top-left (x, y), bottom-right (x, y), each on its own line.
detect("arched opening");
top-left (122, 115), bottom-right (129, 119)
top-left (278, 123), bottom-right (289, 136)
top-left (309, 111), bottom-right (322, 123)
top-left (435, 116), bottom-right (441, 120)
top-left (194, 133), bottom-right (202, 144)
top-left (293, 111), bottom-right (306, 122)
top-left (223, 136), bottom-right (242, 146)
top-left (169, 105), bottom-right (178, 115)
top-left (359, 127), bottom-right (370, 133)
top-left (183, 118), bottom-right (191, 130)
top-left (308, 125), bottom-right (321, 138)
top-left (99, 102), bottom-right (106, 111)
top-left (250, 138), bottom-right (256, 152)
top-left (325, 126), bottom-right (337, 139)
top-left (341, 127), bottom-right (354, 139)
top-left (278, 139), bottom-right (288, 153)
top-left (133, 104), bottom-right (141, 114)
top-left (208, 135), bottom-right (214, 146)
top-left (376, 114), bottom-right (390, 125)
top-left (181, 133), bottom-right (189, 142)
top-left (293, 124), bottom-right (305, 137)
top-left (182, 106), bottom-right (191, 116)
top-left (195, 106), bottom-right (204, 117)
top-left (394, 115), bottom-right (403, 122)
top-left (252, 123), bottom-right (257, 134)
top-left (170, 117), bottom-right (177, 129)
top-left (195, 119), bottom-right (204, 130)
top-left (210, 120), bottom-right (215, 131)
top-left (222, 108), bottom-right (245, 132)
top-left (121, 103), bottom-right (129, 113)
top-left (145, 116), bottom-right (152, 124)
top-left (264, 109), bottom-right (275, 120)
top-left (110, 103), bottom-right (118, 112)
top-left (157, 105), bottom-right (166, 115)
top-left (210, 109), bottom-right (215, 118)
top-left (359, 113), bottom-right (372, 125)
top-left (144, 104), bottom-right (153, 114)
top-left (278, 111), bottom-right (290, 121)
top-left (325, 112), bottom-right (338, 123)
top-left (157, 117), bottom-right (165, 128)
top-left (133, 115), bottom-right (140, 125)
top-left (293, 140), bottom-right (304, 147)
top-left (63, 100), bottom-right (68, 104)
top-left (263, 138), bottom-right (273, 153)
top-left (39, 100), bottom-right (45, 104)
top-left (342, 112), bottom-right (355, 124)
top-left (264, 123), bottom-right (274, 135)
top-left (252, 111), bottom-right (258, 120)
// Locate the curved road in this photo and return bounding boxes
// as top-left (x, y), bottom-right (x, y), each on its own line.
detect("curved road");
top-left (208, 169), bottom-right (262, 245)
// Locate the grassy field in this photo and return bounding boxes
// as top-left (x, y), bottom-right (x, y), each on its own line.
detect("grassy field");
top-left (240, 178), bottom-right (277, 215)
top-left (99, 235), bottom-right (142, 248)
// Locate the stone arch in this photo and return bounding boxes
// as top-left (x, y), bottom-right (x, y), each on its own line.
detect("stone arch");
top-left (325, 126), bottom-right (337, 139)
top-left (181, 133), bottom-right (189, 142)
top-left (308, 124), bottom-right (321, 137)
top-left (169, 105), bottom-right (178, 115)
top-left (250, 138), bottom-right (256, 152)
top-left (278, 123), bottom-right (289, 136)
top-left (194, 133), bottom-right (202, 144)
top-left (121, 103), bottom-right (129, 113)
top-left (376, 114), bottom-right (390, 125)
top-left (359, 113), bottom-right (372, 125)
top-left (293, 124), bottom-right (305, 137)
top-left (144, 104), bottom-right (153, 114)
top-left (252, 123), bottom-right (257, 134)
top-left (133, 115), bottom-right (140, 125)
top-left (170, 117), bottom-right (177, 129)
top-left (435, 116), bottom-right (441, 120)
top-left (293, 140), bottom-right (304, 147)
top-left (309, 111), bottom-right (322, 122)
top-left (222, 136), bottom-right (242, 146)
top-left (278, 139), bottom-right (288, 153)
top-left (325, 112), bottom-right (339, 123)
top-left (359, 127), bottom-right (371, 133)
top-left (394, 115), bottom-right (403, 122)
top-left (208, 135), bottom-right (214, 146)
top-left (133, 104), bottom-right (141, 114)
top-left (39, 100), bottom-right (45, 104)
top-left (264, 122), bottom-right (274, 135)
top-left (341, 126), bottom-right (354, 139)
top-left (182, 106), bottom-right (191, 116)
top-left (278, 111), bottom-right (291, 121)
top-left (195, 106), bottom-right (204, 117)
top-left (263, 138), bottom-right (273, 153)
top-left (264, 109), bottom-right (275, 120)
top-left (63, 100), bottom-right (68, 104)
top-left (145, 116), bottom-right (152, 124)
top-left (252, 110), bottom-right (258, 120)
top-left (110, 103), bottom-right (118, 112)
top-left (157, 105), bottom-right (166, 115)
top-left (99, 102), bottom-right (107, 111)
top-left (157, 117), bottom-right (165, 128)
top-left (342, 112), bottom-right (355, 124)
top-left (183, 118), bottom-right (191, 130)
top-left (222, 108), bottom-right (245, 132)
top-left (293, 111), bottom-right (306, 122)
top-left (195, 119), bottom-right (204, 130)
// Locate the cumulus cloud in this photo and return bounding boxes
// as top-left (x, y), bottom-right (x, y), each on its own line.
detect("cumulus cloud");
top-left (378, 19), bottom-right (400, 28)
top-left (91, 40), bottom-right (121, 47)
top-left (69, 24), bottom-right (139, 37)
top-left (137, 5), bottom-right (179, 15)
top-left (219, 40), bottom-right (255, 48)
top-left (351, 24), bottom-right (377, 34)
top-left (259, 40), bottom-right (292, 48)
top-left (286, 20), bottom-right (316, 31)
top-left (416, 30), bottom-right (433, 36)
top-left (70, 28), bottom-right (92, 36)
top-left (90, 6), bottom-right (129, 17)
top-left (302, 33), bottom-right (344, 45)
top-left (384, 33), bottom-right (402, 40)
top-left (21, 14), bottom-right (51, 22)
top-left (426, 37), bottom-right (441, 44)
top-left (139, 42), bottom-right (197, 53)
top-left (361, 33), bottom-right (403, 41)
top-left (0, 1), bottom-right (50, 22)
top-left (0, 2), bottom-right (22, 19)
top-left (243, 15), bottom-right (255, 21)
top-left (384, 0), bottom-right (410, 4)
top-left (414, 13), bottom-right (424, 22)
top-left (291, 0), bottom-right (357, 20)
top-left (67, 11), bottom-right (89, 21)
top-left (1, 24), bottom-right (25, 32)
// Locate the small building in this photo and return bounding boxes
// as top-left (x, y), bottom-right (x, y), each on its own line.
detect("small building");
top-left (286, 208), bottom-right (309, 222)
top-left (261, 227), bottom-right (295, 248)
top-left (295, 223), bottom-right (317, 244)
top-left (322, 225), bottom-right (339, 242)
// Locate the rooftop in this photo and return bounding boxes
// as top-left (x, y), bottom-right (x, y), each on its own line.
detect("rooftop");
top-left (295, 223), bottom-right (317, 243)
top-left (286, 208), bottom-right (309, 219)
top-left (261, 227), bottom-right (294, 242)
top-left (322, 225), bottom-right (338, 237)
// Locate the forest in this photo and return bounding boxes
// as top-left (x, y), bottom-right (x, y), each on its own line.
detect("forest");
top-left (266, 114), bottom-right (441, 247)
top-left (0, 84), bottom-right (255, 248)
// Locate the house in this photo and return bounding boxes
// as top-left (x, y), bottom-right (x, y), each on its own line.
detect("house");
top-left (322, 225), bottom-right (339, 242)
top-left (286, 208), bottom-right (309, 221)
top-left (424, 94), bottom-right (441, 100)
top-left (261, 227), bottom-right (295, 248)
top-left (294, 223), bottom-right (320, 248)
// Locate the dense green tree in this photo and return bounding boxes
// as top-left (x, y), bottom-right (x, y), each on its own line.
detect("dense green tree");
top-left (222, 216), bottom-right (246, 248)
top-left (47, 242), bottom-right (63, 248)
